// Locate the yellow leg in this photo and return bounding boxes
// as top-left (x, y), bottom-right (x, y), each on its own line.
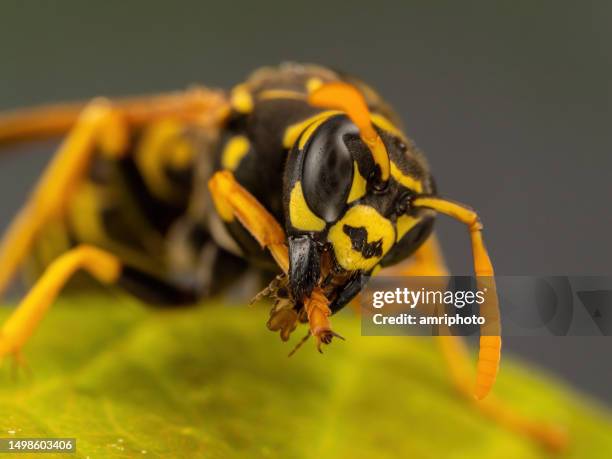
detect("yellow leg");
top-left (208, 171), bottom-right (335, 347)
top-left (0, 87), bottom-right (229, 146)
top-left (0, 101), bottom-right (129, 298)
top-left (0, 245), bottom-right (121, 359)
top-left (390, 233), bottom-right (567, 451)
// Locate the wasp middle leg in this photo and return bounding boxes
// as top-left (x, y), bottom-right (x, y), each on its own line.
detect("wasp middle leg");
top-left (0, 244), bottom-right (203, 362)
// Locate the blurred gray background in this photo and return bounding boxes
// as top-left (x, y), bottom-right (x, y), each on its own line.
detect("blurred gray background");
top-left (0, 2), bottom-right (610, 403)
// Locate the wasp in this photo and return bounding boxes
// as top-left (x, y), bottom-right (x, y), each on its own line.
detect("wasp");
top-left (0, 63), bottom-right (564, 450)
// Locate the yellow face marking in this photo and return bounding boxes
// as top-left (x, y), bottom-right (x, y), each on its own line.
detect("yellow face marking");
top-left (396, 214), bottom-right (421, 241)
top-left (258, 89), bottom-right (307, 101)
top-left (347, 161), bottom-right (367, 203)
top-left (306, 77), bottom-right (324, 93)
top-left (328, 205), bottom-right (395, 271)
top-left (390, 162), bottom-right (423, 193)
top-left (289, 182), bottom-right (326, 231)
top-left (221, 135), bottom-right (250, 171)
top-left (230, 84), bottom-right (254, 113)
top-left (282, 110), bottom-right (341, 149)
top-left (370, 113), bottom-right (407, 141)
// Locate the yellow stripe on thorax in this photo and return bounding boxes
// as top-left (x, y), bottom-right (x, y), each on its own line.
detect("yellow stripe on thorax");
top-left (306, 78), bottom-right (324, 93)
top-left (221, 135), bottom-right (250, 171)
top-left (230, 83), bottom-right (254, 114)
top-left (258, 89), bottom-right (307, 101)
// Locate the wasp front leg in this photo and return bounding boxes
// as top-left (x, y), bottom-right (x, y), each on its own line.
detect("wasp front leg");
top-left (208, 170), bottom-right (339, 350)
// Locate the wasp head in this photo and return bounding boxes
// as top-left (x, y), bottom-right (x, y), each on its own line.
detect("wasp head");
top-left (283, 85), bottom-right (437, 312)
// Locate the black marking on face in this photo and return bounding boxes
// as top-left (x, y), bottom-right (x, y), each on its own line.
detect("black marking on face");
top-left (342, 224), bottom-right (383, 259)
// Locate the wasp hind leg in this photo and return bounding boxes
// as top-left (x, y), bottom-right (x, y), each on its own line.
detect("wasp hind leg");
top-left (0, 245), bottom-right (120, 361)
top-left (0, 99), bottom-right (129, 299)
top-left (0, 244), bottom-right (201, 364)
top-left (389, 235), bottom-right (567, 451)
top-left (208, 171), bottom-right (337, 351)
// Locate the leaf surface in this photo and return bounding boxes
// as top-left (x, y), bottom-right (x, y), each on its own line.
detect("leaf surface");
top-left (0, 293), bottom-right (611, 458)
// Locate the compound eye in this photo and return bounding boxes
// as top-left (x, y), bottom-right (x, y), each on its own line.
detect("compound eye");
top-left (301, 120), bottom-right (354, 222)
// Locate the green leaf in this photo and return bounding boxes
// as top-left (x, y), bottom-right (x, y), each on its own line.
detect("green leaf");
top-left (1, 292), bottom-right (611, 459)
